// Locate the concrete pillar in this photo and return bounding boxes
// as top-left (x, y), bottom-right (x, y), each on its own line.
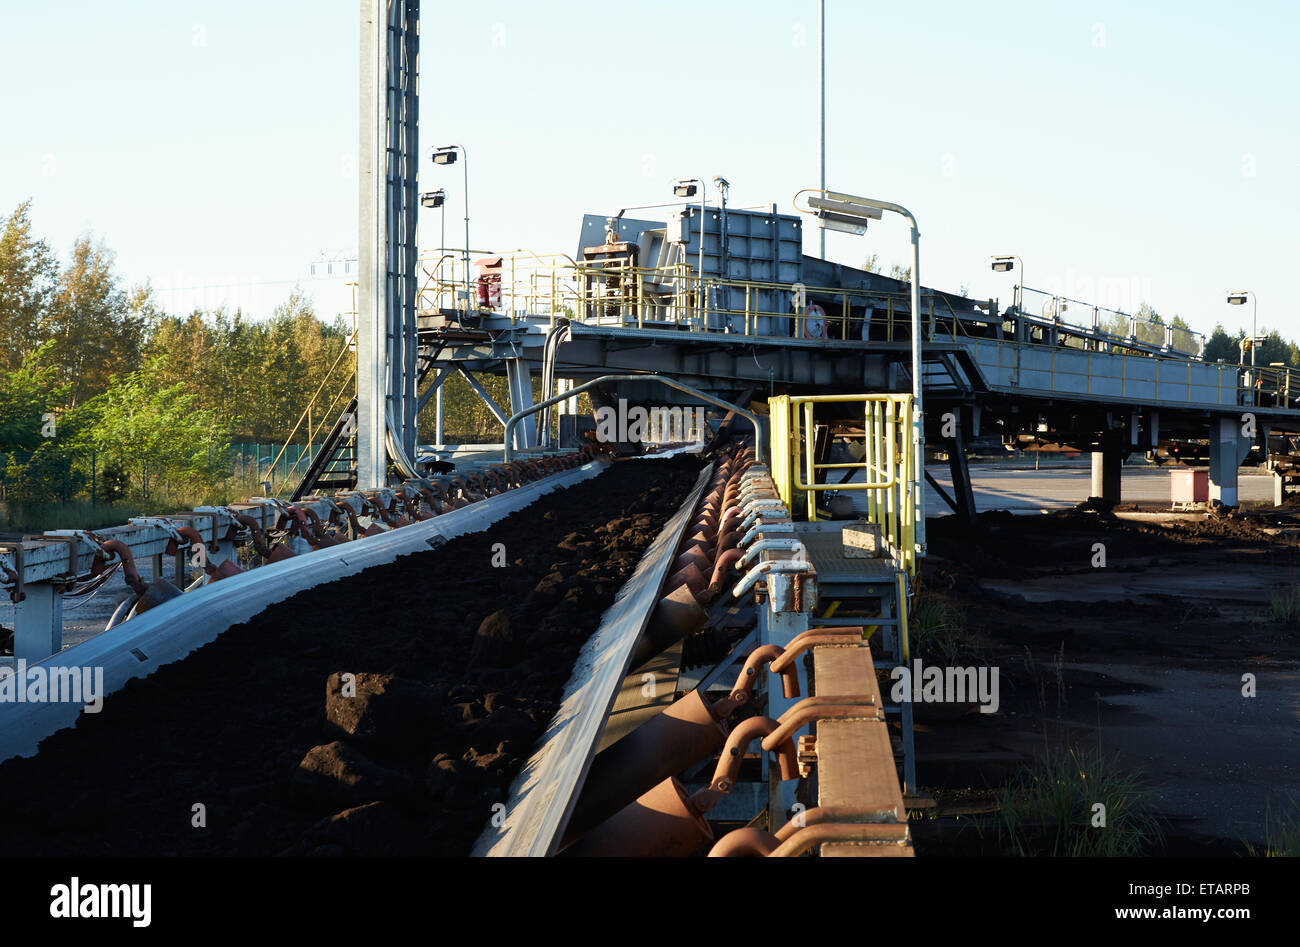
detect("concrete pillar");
top-left (1209, 415), bottom-right (1251, 507)
top-left (1089, 432), bottom-right (1124, 503)
top-left (13, 583), bottom-right (62, 664)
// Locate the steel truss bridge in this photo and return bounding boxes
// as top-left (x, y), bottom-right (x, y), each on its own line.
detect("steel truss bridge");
top-left (333, 236), bottom-right (1300, 517)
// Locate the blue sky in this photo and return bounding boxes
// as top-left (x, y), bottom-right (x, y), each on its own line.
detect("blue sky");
top-left (2, 1), bottom-right (1296, 341)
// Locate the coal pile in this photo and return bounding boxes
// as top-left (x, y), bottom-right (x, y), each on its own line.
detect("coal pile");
top-left (0, 457), bottom-right (700, 856)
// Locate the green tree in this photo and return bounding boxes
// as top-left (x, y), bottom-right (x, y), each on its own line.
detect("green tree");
top-left (1135, 302), bottom-right (1163, 325)
top-left (1202, 323), bottom-right (1243, 363)
top-left (41, 232), bottom-right (143, 408)
top-left (0, 348), bottom-right (92, 504)
top-left (77, 366), bottom-right (231, 501)
top-left (0, 348), bottom-right (65, 451)
top-left (0, 200), bottom-right (58, 373)
top-left (1253, 329), bottom-right (1296, 368)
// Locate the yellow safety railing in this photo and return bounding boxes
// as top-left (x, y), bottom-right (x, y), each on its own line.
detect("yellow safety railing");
top-left (415, 249), bottom-right (921, 337)
top-left (414, 248), bottom-right (1261, 410)
top-left (769, 393), bottom-right (919, 578)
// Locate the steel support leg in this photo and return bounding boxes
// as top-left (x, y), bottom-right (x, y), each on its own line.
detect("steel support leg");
top-left (946, 412), bottom-right (976, 524)
top-left (13, 583), bottom-right (61, 664)
top-left (506, 360), bottom-right (537, 450)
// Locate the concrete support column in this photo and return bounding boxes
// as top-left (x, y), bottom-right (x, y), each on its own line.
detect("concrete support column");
top-left (1209, 415), bottom-right (1251, 507)
top-left (1089, 432), bottom-right (1124, 503)
top-left (13, 583), bottom-right (62, 664)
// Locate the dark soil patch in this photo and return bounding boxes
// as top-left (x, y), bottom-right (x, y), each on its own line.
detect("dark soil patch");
top-left (0, 457), bottom-right (700, 856)
top-left (915, 508), bottom-right (1300, 856)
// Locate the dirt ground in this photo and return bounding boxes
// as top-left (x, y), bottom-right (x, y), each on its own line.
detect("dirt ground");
top-left (910, 505), bottom-right (1300, 855)
top-left (0, 457), bottom-right (699, 856)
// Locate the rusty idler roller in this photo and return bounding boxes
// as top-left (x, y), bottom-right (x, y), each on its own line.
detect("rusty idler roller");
top-left (564, 777), bottom-right (713, 858)
top-left (561, 687), bottom-right (728, 847)
top-left (564, 630), bottom-right (872, 856)
top-left (665, 457), bottom-right (755, 607)
top-left (636, 449), bottom-right (757, 664)
top-left (562, 635), bottom-right (803, 850)
top-left (563, 716), bottom-right (798, 858)
top-left (628, 583), bottom-right (710, 671)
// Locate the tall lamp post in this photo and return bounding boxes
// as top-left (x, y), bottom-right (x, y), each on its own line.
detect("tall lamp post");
top-left (818, 0), bottom-right (826, 260)
top-left (1226, 290), bottom-right (1258, 373)
top-left (421, 188), bottom-right (448, 445)
top-left (432, 144), bottom-right (469, 315)
top-left (421, 187), bottom-right (447, 280)
top-left (796, 187), bottom-right (925, 556)
top-left (990, 254), bottom-right (1024, 311)
top-left (673, 177), bottom-right (708, 323)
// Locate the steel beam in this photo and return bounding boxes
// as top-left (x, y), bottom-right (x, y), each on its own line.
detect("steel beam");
top-left (416, 363), bottom-right (457, 414)
top-left (457, 366), bottom-right (510, 427)
top-left (505, 360), bottom-right (537, 450)
top-left (945, 411), bottom-right (977, 524)
top-left (357, 0), bottom-right (419, 489)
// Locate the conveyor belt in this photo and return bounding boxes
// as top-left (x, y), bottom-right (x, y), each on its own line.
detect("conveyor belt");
top-left (473, 462), bottom-right (712, 856)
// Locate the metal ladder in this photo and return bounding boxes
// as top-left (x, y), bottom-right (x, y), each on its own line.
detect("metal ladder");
top-left (292, 398), bottom-right (358, 500)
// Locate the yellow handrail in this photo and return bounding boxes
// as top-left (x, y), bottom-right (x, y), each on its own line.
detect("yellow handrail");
top-left (265, 331), bottom-right (357, 492)
top-left (769, 392), bottom-right (918, 579)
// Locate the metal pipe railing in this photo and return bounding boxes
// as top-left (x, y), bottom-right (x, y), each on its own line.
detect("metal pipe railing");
top-left (502, 374), bottom-right (765, 464)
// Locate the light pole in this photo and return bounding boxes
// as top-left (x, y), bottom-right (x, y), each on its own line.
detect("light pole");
top-left (818, 0), bottom-right (826, 260)
top-left (421, 187), bottom-right (447, 283)
top-left (1226, 290), bottom-right (1258, 373)
top-left (432, 144), bottom-right (470, 316)
top-left (796, 188), bottom-right (925, 555)
top-left (674, 177), bottom-right (708, 323)
top-left (990, 254), bottom-right (1024, 311)
top-left (421, 188), bottom-right (449, 444)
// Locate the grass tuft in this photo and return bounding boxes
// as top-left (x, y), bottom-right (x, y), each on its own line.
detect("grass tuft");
top-left (997, 746), bottom-right (1162, 857)
top-left (1245, 799), bottom-right (1300, 857)
top-left (909, 589), bottom-right (967, 664)
top-left (1268, 585), bottom-right (1300, 625)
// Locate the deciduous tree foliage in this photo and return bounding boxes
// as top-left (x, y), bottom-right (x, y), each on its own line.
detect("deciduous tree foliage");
top-left (0, 203), bottom-right (352, 502)
top-left (41, 234), bottom-right (144, 408)
top-left (143, 292), bottom-right (351, 443)
top-left (76, 367), bottom-right (231, 502)
top-left (0, 201), bottom-right (58, 373)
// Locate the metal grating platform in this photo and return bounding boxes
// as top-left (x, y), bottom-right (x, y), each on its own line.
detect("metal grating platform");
top-left (793, 520), bottom-right (900, 593)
